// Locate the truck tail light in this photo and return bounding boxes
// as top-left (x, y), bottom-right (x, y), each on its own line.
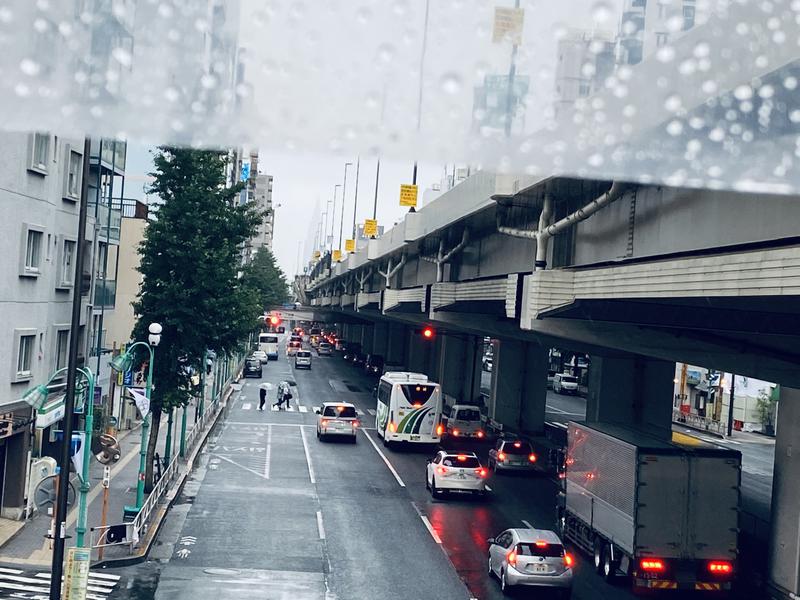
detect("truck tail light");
top-left (477, 430), bottom-right (484, 438)
top-left (640, 559), bottom-right (666, 573)
top-left (436, 424), bottom-right (444, 436)
top-left (708, 561), bottom-right (733, 575)
top-left (528, 453), bottom-right (537, 463)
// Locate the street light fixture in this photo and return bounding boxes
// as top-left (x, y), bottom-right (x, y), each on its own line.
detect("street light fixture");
top-left (22, 384), bottom-right (50, 410)
top-left (109, 322), bottom-right (161, 512)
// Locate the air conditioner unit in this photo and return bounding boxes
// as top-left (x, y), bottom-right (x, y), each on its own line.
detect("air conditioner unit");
top-left (27, 457), bottom-right (57, 515)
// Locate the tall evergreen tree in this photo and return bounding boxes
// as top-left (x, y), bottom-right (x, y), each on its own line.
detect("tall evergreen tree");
top-left (242, 247), bottom-right (291, 311)
top-left (132, 147), bottom-right (261, 490)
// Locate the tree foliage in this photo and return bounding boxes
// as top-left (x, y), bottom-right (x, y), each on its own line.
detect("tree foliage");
top-left (242, 247), bottom-right (290, 312)
top-left (132, 147), bottom-right (262, 489)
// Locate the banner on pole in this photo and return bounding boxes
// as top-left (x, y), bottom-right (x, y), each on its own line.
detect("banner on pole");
top-left (332, 249), bottom-right (342, 262)
top-left (128, 388), bottom-right (150, 419)
top-left (71, 432), bottom-right (86, 483)
top-left (492, 7), bottom-right (524, 44)
top-left (399, 184), bottom-right (418, 207)
top-left (63, 547), bottom-right (91, 600)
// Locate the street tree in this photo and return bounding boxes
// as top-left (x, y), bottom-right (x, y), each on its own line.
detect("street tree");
top-left (132, 147), bottom-right (262, 490)
top-left (242, 247), bottom-right (291, 312)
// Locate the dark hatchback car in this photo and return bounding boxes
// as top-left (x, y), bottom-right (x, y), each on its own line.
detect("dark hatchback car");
top-left (364, 354), bottom-right (384, 376)
top-left (243, 358), bottom-right (262, 378)
top-left (343, 345), bottom-right (361, 361)
top-left (351, 352), bottom-right (367, 367)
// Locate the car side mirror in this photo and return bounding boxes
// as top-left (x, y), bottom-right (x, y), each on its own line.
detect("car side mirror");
top-left (315, 409), bottom-right (321, 415)
top-left (487, 538), bottom-right (495, 545)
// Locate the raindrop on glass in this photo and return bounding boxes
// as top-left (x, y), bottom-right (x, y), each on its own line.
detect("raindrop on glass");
top-left (19, 58), bottom-right (40, 77)
top-left (591, 1), bottom-right (614, 24)
top-left (439, 72), bottom-right (462, 95)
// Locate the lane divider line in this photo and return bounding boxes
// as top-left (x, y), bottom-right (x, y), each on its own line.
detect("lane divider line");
top-left (361, 430), bottom-right (405, 487)
top-left (316, 510), bottom-right (326, 540)
top-left (264, 424), bottom-right (272, 480)
top-left (412, 503), bottom-right (442, 545)
top-left (299, 425), bottom-right (316, 484)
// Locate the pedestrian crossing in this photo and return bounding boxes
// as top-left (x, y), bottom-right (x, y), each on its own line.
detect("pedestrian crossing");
top-left (240, 403), bottom-right (366, 416)
top-left (0, 566), bottom-right (120, 599)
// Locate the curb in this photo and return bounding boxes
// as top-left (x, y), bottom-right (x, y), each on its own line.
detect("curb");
top-left (93, 374), bottom-right (240, 569)
top-left (672, 420), bottom-right (726, 439)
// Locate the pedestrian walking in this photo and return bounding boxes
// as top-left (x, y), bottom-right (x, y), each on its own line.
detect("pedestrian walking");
top-left (259, 387), bottom-right (267, 411)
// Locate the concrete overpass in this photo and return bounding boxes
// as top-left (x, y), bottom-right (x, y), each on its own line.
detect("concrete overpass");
top-left (301, 171), bottom-right (800, 598)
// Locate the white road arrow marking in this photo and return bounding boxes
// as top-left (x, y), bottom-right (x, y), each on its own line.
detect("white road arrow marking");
top-left (176, 548), bottom-right (191, 559)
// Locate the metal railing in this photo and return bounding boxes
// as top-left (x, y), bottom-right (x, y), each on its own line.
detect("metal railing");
top-left (129, 453), bottom-right (179, 550)
top-left (672, 409), bottom-right (726, 436)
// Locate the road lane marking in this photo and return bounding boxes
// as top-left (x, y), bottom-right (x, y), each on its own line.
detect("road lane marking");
top-left (212, 454), bottom-right (268, 480)
top-left (485, 485), bottom-right (492, 492)
top-left (545, 404), bottom-right (584, 416)
top-left (264, 424), bottom-right (272, 479)
top-left (316, 510), bottom-right (326, 540)
top-left (0, 568), bottom-right (22, 575)
top-left (367, 408), bottom-right (376, 416)
top-left (411, 504), bottom-right (442, 544)
top-left (242, 402), bottom-right (252, 410)
top-left (356, 409), bottom-right (365, 416)
top-left (521, 519), bottom-right (534, 529)
top-left (300, 425), bottom-right (316, 484)
top-left (299, 405), bottom-right (308, 413)
top-left (361, 430), bottom-right (405, 487)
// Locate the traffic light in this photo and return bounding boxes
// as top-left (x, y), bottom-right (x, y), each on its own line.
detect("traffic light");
top-left (269, 316), bottom-right (280, 326)
top-left (421, 326), bottom-right (435, 340)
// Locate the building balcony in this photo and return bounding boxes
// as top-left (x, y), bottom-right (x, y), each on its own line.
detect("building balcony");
top-left (95, 203), bottom-right (122, 243)
top-left (94, 279), bottom-right (117, 309)
top-left (90, 139), bottom-right (127, 174)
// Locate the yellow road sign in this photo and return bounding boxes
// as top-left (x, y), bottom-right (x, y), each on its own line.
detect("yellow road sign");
top-left (493, 7), bottom-right (524, 44)
top-left (364, 219), bottom-right (378, 237)
top-left (332, 249), bottom-right (342, 262)
top-left (400, 184), bottom-right (418, 207)
top-left (345, 239), bottom-right (355, 252)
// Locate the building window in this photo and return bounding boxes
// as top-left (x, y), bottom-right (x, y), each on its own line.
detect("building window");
top-left (16, 334), bottom-right (35, 379)
top-left (55, 329), bottom-right (69, 371)
top-left (29, 133), bottom-right (49, 175)
top-left (683, 5), bottom-right (696, 30)
top-left (657, 2), bottom-right (667, 19)
top-left (65, 150), bottom-right (82, 201)
top-left (58, 238), bottom-right (76, 288)
top-left (23, 227), bottom-right (44, 275)
top-left (655, 32), bottom-right (669, 47)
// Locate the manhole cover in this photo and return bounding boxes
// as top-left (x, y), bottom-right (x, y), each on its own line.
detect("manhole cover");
top-left (203, 568), bottom-right (241, 576)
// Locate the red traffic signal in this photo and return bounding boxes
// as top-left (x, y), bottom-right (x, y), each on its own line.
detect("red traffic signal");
top-left (422, 326), bottom-right (435, 340)
top-left (269, 316), bottom-right (280, 325)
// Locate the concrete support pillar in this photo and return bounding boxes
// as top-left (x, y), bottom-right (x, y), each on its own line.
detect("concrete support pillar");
top-left (385, 323), bottom-right (407, 366)
top-left (586, 355), bottom-right (673, 432)
top-left (372, 322), bottom-right (389, 357)
top-left (489, 340), bottom-right (548, 434)
top-left (361, 324), bottom-right (375, 355)
top-left (406, 326), bottom-right (430, 374)
top-left (769, 386), bottom-right (800, 598)
top-left (349, 324), bottom-right (362, 345)
top-left (438, 335), bottom-right (483, 405)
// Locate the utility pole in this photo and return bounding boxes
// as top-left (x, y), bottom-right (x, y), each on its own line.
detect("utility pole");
top-left (50, 137), bottom-right (92, 600)
top-left (337, 166), bottom-right (351, 251)
top-left (504, 0), bottom-right (521, 138)
top-left (727, 374), bottom-right (736, 437)
top-left (351, 157), bottom-right (360, 242)
top-left (372, 158), bottom-right (380, 223)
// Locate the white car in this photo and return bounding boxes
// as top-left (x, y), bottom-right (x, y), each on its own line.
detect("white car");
top-left (426, 451), bottom-right (489, 498)
top-left (553, 373), bottom-right (579, 395)
top-left (316, 402), bottom-right (359, 441)
top-left (251, 350), bottom-right (268, 364)
top-left (294, 350), bottom-right (312, 369)
top-left (287, 341), bottom-right (302, 356)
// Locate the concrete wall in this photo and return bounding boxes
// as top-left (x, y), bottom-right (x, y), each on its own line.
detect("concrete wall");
top-left (105, 215), bottom-right (146, 348)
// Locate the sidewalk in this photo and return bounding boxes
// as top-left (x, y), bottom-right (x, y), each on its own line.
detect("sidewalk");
top-left (0, 400), bottom-right (196, 567)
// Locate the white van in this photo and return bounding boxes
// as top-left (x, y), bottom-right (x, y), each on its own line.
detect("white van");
top-left (553, 373), bottom-right (579, 395)
top-left (445, 404), bottom-right (484, 439)
top-left (295, 349), bottom-right (312, 369)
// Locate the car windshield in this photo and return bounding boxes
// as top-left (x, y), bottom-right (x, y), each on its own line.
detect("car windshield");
top-left (503, 441), bottom-right (533, 455)
top-left (442, 456), bottom-right (481, 468)
top-left (297, 351), bottom-right (311, 357)
top-left (323, 405), bottom-right (357, 418)
top-left (454, 409), bottom-right (481, 422)
top-left (560, 376), bottom-right (578, 383)
top-left (516, 542), bottom-right (564, 558)
top-left (246, 360), bottom-right (260, 367)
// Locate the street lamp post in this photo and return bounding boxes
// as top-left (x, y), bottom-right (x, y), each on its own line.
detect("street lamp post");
top-left (337, 166), bottom-right (351, 251)
top-left (109, 323), bottom-right (161, 512)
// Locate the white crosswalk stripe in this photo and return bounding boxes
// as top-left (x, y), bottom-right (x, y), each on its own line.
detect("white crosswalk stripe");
top-left (356, 409), bottom-right (365, 416)
top-left (299, 405), bottom-right (308, 413)
top-left (242, 402), bottom-right (252, 410)
top-left (0, 569), bottom-right (120, 599)
top-left (367, 408), bottom-right (376, 416)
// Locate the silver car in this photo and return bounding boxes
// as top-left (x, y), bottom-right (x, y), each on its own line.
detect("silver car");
top-left (295, 349), bottom-right (312, 369)
top-left (487, 528), bottom-right (573, 597)
top-left (316, 402), bottom-right (359, 442)
top-left (317, 342), bottom-right (332, 356)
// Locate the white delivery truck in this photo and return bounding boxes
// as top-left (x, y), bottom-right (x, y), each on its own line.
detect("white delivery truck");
top-left (560, 422), bottom-right (740, 594)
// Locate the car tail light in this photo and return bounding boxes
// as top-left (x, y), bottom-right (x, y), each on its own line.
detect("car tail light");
top-left (437, 466), bottom-right (447, 475)
top-left (436, 424), bottom-right (444, 436)
top-left (477, 430), bottom-right (484, 438)
top-left (388, 422), bottom-right (396, 432)
top-left (640, 559), bottom-right (666, 573)
top-left (498, 452), bottom-right (507, 461)
top-left (352, 420), bottom-right (360, 428)
top-left (564, 553), bottom-right (574, 568)
top-left (452, 429), bottom-right (460, 436)
top-left (476, 468), bottom-right (488, 478)
top-left (535, 540), bottom-right (548, 548)
top-left (513, 441), bottom-right (522, 448)
top-left (708, 561), bottom-right (733, 574)
top-left (320, 419), bottom-right (329, 427)
top-left (529, 453), bottom-right (537, 463)
top-left (506, 550), bottom-right (517, 567)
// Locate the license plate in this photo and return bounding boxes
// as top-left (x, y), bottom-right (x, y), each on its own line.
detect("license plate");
top-left (533, 564), bottom-right (548, 573)
top-left (411, 435), bottom-right (420, 440)
top-left (457, 473), bottom-right (466, 479)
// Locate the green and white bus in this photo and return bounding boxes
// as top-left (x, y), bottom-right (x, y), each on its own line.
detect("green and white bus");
top-left (375, 372), bottom-right (443, 446)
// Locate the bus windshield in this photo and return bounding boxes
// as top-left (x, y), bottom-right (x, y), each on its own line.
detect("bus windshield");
top-left (400, 384), bottom-right (436, 405)
top-left (260, 335), bottom-right (278, 344)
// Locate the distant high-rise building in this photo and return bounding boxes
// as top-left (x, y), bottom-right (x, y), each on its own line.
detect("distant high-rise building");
top-left (553, 30), bottom-right (615, 119)
top-left (617, 0), bottom-right (706, 66)
top-left (254, 173), bottom-right (275, 251)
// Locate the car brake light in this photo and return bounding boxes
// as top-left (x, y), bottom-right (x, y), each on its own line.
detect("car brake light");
top-left (457, 454), bottom-right (467, 461)
top-left (320, 419), bottom-right (329, 426)
top-left (708, 561), bottom-right (733, 574)
top-left (514, 441), bottom-right (521, 448)
top-left (477, 468), bottom-right (487, 478)
top-left (436, 424), bottom-right (444, 436)
top-left (352, 420), bottom-right (360, 428)
top-left (564, 553), bottom-right (574, 567)
top-left (453, 430), bottom-right (460, 436)
top-left (477, 430), bottom-right (484, 438)
top-left (506, 550), bottom-right (517, 567)
top-left (529, 453), bottom-right (537, 463)
top-left (437, 466), bottom-right (447, 475)
top-left (640, 559), bottom-right (666, 573)
top-left (535, 540), bottom-right (548, 548)
top-left (498, 452), bottom-right (506, 461)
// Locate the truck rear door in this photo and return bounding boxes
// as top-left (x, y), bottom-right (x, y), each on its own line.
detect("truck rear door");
top-left (636, 453), bottom-right (687, 559)
top-left (685, 454), bottom-right (740, 561)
